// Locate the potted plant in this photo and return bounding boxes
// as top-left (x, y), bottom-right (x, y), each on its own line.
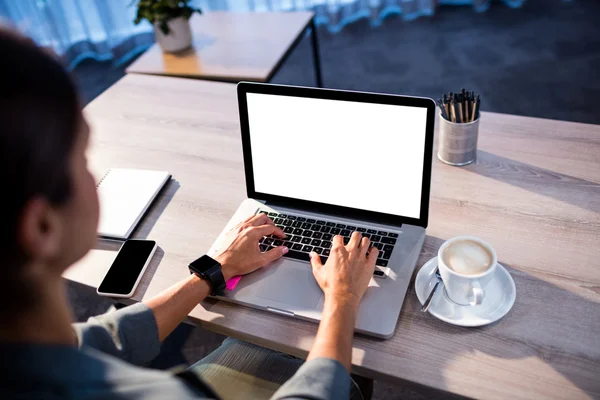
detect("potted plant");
top-left (132, 0), bottom-right (202, 53)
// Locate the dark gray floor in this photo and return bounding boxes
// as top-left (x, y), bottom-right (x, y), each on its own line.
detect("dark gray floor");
top-left (271, 0), bottom-right (600, 125)
top-left (70, 1), bottom-right (599, 398)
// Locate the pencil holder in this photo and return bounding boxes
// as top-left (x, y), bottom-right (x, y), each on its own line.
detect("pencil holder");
top-left (437, 114), bottom-right (480, 166)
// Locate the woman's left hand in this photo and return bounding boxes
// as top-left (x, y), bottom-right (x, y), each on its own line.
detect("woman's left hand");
top-left (211, 213), bottom-right (288, 281)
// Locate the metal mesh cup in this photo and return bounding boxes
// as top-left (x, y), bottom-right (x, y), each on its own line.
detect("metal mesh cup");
top-left (437, 114), bottom-right (480, 166)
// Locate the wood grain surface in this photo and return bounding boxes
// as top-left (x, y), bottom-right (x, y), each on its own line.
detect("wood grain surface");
top-left (67, 74), bottom-right (600, 399)
top-left (125, 11), bottom-right (313, 82)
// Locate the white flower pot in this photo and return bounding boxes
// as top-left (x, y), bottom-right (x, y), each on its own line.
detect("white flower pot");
top-left (154, 16), bottom-right (192, 53)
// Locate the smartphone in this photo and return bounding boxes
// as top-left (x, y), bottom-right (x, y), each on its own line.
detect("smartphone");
top-left (97, 239), bottom-right (157, 298)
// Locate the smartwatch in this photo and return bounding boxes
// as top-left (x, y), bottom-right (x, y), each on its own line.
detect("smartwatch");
top-left (188, 255), bottom-right (226, 296)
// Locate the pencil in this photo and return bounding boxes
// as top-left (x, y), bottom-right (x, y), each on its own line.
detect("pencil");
top-left (453, 94), bottom-right (461, 123)
top-left (465, 95), bottom-right (471, 122)
top-left (469, 93), bottom-right (474, 122)
top-left (437, 99), bottom-right (449, 121)
top-left (440, 89), bottom-right (480, 122)
top-left (443, 94), bottom-right (449, 117)
top-left (472, 95), bottom-right (480, 121)
top-left (461, 89), bottom-right (467, 120)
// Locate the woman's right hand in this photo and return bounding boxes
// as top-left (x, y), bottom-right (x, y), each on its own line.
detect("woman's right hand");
top-left (309, 232), bottom-right (378, 308)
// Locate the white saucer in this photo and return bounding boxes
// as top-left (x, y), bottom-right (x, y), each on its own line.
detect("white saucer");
top-left (415, 257), bottom-right (516, 327)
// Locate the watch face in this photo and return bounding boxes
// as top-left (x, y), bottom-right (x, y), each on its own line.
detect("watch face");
top-left (190, 255), bottom-right (219, 274)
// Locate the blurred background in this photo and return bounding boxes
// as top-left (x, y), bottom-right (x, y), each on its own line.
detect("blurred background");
top-left (1, 0), bottom-right (598, 124)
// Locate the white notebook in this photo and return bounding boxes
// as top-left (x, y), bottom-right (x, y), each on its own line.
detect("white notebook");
top-left (97, 168), bottom-right (171, 239)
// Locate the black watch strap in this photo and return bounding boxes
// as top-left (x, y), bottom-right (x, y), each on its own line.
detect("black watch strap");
top-left (188, 255), bottom-right (226, 296)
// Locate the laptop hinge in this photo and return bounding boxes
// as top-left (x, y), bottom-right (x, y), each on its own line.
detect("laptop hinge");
top-left (263, 200), bottom-right (403, 228)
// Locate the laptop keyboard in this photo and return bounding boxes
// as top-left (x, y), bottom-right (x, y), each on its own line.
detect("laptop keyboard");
top-left (257, 210), bottom-right (399, 278)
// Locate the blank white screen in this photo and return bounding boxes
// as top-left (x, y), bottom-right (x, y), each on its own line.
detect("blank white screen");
top-left (246, 93), bottom-right (428, 219)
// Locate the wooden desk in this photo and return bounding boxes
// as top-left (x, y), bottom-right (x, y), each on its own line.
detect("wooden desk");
top-left (68, 74), bottom-right (600, 399)
top-left (126, 12), bottom-right (322, 86)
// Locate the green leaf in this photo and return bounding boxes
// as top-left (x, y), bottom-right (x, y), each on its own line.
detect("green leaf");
top-left (130, 0), bottom-right (202, 25)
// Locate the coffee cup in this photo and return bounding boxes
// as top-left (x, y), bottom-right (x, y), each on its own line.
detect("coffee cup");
top-left (437, 236), bottom-right (497, 306)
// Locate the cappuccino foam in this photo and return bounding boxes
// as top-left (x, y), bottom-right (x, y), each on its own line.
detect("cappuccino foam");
top-left (442, 240), bottom-right (493, 275)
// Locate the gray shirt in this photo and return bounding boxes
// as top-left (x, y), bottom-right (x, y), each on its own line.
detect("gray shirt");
top-left (0, 303), bottom-right (350, 399)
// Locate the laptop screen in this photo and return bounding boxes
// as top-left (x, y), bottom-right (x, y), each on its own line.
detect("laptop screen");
top-left (244, 90), bottom-right (432, 223)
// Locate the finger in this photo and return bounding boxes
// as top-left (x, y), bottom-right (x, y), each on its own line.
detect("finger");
top-left (248, 213), bottom-right (270, 226)
top-left (359, 237), bottom-right (370, 257)
top-left (367, 246), bottom-right (379, 263)
top-left (258, 213), bottom-right (275, 226)
top-left (309, 251), bottom-right (324, 270)
top-left (262, 245), bottom-right (289, 264)
top-left (251, 224), bottom-right (286, 239)
top-left (332, 235), bottom-right (344, 247)
top-left (241, 213), bottom-right (258, 224)
top-left (365, 248), bottom-right (377, 274)
top-left (237, 214), bottom-right (263, 232)
top-left (235, 215), bottom-right (253, 231)
top-left (348, 231), bottom-right (362, 249)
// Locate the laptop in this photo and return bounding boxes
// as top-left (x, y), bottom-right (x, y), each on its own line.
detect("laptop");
top-left (209, 83), bottom-right (435, 339)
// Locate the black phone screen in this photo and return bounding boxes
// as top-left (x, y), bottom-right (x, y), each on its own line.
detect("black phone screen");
top-left (98, 240), bottom-right (156, 295)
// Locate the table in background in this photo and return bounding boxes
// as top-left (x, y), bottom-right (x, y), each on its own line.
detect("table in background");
top-left (126, 11), bottom-right (322, 87)
top-left (67, 74), bottom-right (600, 399)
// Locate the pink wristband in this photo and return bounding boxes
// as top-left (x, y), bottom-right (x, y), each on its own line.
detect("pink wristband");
top-left (225, 275), bottom-right (242, 290)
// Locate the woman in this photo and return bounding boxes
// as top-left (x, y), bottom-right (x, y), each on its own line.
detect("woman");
top-left (0, 27), bottom-right (378, 399)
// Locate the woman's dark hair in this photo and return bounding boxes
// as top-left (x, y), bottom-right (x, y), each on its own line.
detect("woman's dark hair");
top-left (0, 26), bottom-right (80, 309)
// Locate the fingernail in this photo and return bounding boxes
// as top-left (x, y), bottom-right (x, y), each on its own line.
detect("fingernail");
top-left (308, 252), bottom-right (313, 259)
top-left (282, 246), bottom-right (289, 254)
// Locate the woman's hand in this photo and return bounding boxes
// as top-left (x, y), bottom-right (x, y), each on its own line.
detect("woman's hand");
top-left (309, 231), bottom-right (377, 308)
top-left (212, 213), bottom-right (288, 281)
top-left (306, 231), bottom-right (378, 371)
top-left (148, 213), bottom-right (286, 342)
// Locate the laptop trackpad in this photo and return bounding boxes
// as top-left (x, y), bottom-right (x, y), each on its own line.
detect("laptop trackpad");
top-left (256, 262), bottom-right (322, 310)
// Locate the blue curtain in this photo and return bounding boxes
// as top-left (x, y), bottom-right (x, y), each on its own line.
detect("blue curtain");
top-left (0, 0), bottom-right (154, 69)
top-left (0, 0), bottom-right (527, 69)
